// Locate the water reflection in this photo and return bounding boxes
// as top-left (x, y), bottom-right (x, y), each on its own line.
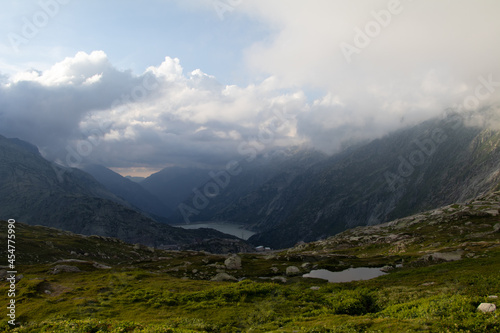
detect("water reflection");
top-left (303, 267), bottom-right (386, 283)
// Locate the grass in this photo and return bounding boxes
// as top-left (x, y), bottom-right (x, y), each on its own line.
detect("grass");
top-left (1, 250), bottom-right (499, 332)
top-left (1, 199), bottom-right (499, 333)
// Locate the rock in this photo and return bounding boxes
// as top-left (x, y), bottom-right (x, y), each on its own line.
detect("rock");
top-left (423, 251), bottom-right (462, 262)
top-left (270, 266), bottom-right (279, 273)
top-left (52, 265), bottom-right (81, 274)
top-left (285, 266), bottom-right (300, 276)
top-left (211, 273), bottom-right (237, 282)
top-left (93, 262), bottom-right (112, 269)
top-left (477, 303), bottom-right (496, 313)
top-left (224, 254), bottom-right (242, 270)
top-left (271, 276), bottom-right (287, 283)
top-left (310, 286), bottom-right (320, 291)
top-left (485, 210), bottom-right (499, 217)
top-left (488, 295), bottom-right (498, 299)
top-left (421, 282), bottom-right (435, 286)
top-left (380, 265), bottom-right (394, 273)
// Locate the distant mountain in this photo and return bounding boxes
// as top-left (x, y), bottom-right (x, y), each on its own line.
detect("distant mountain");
top-left (246, 113), bottom-right (500, 248)
top-left (0, 135), bottom-right (248, 250)
top-left (141, 167), bottom-right (212, 213)
top-left (169, 147), bottom-right (328, 224)
top-left (81, 164), bottom-right (172, 219)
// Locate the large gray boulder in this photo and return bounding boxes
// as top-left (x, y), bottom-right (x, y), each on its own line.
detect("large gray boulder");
top-left (224, 254), bottom-right (242, 270)
top-left (285, 266), bottom-right (300, 276)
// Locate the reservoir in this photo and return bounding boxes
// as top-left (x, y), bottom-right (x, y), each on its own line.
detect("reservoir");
top-left (175, 222), bottom-right (256, 240)
top-left (303, 267), bottom-right (387, 283)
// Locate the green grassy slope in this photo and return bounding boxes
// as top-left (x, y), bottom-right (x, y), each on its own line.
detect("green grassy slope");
top-left (1, 192), bottom-right (499, 332)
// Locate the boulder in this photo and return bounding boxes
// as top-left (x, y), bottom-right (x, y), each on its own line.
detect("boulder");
top-left (52, 265), bottom-right (81, 274)
top-left (285, 266), bottom-right (300, 276)
top-left (224, 254), bottom-right (242, 270)
top-left (477, 303), bottom-right (496, 313)
top-left (380, 265), bottom-right (394, 273)
top-left (271, 276), bottom-right (287, 283)
top-left (211, 272), bottom-right (237, 282)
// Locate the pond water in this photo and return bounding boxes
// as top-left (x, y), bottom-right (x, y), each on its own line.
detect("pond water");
top-left (303, 267), bottom-right (387, 283)
top-left (174, 222), bottom-right (256, 240)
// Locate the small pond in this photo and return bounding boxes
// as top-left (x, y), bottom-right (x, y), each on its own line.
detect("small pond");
top-left (303, 267), bottom-right (387, 283)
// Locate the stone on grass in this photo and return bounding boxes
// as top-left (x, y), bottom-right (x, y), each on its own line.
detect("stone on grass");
top-left (211, 272), bottom-right (237, 282)
top-left (477, 303), bottom-right (496, 313)
top-left (285, 266), bottom-right (300, 276)
top-left (52, 265), bottom-right (80, 274)
top-left (224, 254), bottom-right (242, 270)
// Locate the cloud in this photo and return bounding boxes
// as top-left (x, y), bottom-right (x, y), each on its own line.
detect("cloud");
top-left (0, 51), bottom-right (306, 171)
top-left (239, 0), bottom-right (500, 144)
top-left (1, 0), bottom-right (499, 174)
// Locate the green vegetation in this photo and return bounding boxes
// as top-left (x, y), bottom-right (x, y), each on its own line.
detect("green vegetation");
top-left (1, 192), bottom-right (499, 332)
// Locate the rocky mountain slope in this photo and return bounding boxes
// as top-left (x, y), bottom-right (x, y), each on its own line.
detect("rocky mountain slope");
top-left (0, 135), bottom-right (250, 250)
top-left (81, 164), bottom-right (173, 219)
top-left (247, 113), bottom-right (500, 248)
top-left (170, 147), bottom-right (327, 224)
top-left (286, 190), bottom-right (500, 264)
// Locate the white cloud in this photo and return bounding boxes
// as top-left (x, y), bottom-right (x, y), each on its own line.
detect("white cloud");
top-left (233, 0), bottom-right (500, 151)
top-left (0, 51), bottom-right (308, 170)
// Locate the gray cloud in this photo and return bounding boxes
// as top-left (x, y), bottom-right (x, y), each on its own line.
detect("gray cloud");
top-left (2, 0), bottom-right (500, 175)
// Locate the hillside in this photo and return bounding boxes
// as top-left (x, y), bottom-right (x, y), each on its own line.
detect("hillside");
top-left (0, 135), bottom-right (249, 250)
top-left (247, 114), bottom-right (500, 248)
top-left (81, 164), bottom-right (173, 219)
top-left (0, 191), bottom-right (498, 331)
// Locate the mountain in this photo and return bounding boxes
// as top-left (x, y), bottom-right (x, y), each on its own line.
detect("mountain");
top-left (81, 164), bottom-right (172, 219)
top-left (141, 166), bottom-right (213, 213)
top-left (235, 113), bottom-right (500, 248)
top-left (169, 147), bottom-right (328, 224)
top-left (0, 135), bottom-right (250, 251)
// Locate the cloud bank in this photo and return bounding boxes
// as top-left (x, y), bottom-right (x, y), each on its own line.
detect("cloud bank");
top-left (1, 1), bottom-right (499, 174)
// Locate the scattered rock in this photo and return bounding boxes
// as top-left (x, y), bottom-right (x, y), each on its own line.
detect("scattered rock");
top-left (285, 266), bottom-right (300, 276)
top-left (270, 267), bottom-right (279, 273)
top-left (310, 286), bottom-right (320, 291)
top-left (488, 295), bottom-right (498, 299)
top-left (477, 303), bottom-right (496, 313)
top-left (52, 265), bottom-right (81, 274)
top-left (211, 272), bottom-right (237, 282)
top-left (224, 254), bottom-right (242, 270)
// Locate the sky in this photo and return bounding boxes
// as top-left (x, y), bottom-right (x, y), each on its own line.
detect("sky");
top-left (0, 0), bottom-right (499, 176)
